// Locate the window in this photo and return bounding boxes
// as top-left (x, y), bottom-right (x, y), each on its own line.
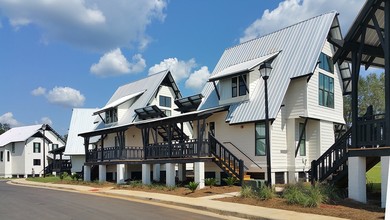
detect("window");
top-left (255, 122), bottom-right (266, 156)
top-left (0, 151), bottom-right (3, 162)
top-left (159, 96), bottom-right (171, 108)
top-left (11, 143), bottom-right (15, 153)
top-left (52, 144), bottom-right (58, 150)
top-left (161, 109), bottom-right (171, 116)
top-left (232, 74), bottom-right (248, 97)
top-left (33, 142), bottom-right (41, 153)
top-left (105, 108), bottom-right (118, 124)
top-left (298, 123), bottom-right (306, 156)
top-left (7, 151), bottom-right (9, 162)
top-left (319, 73), bottom-right (334, 108)
top-left (33, 159), bottom-right (41, 166)
top-left (318, 52), bottom-right (334, 73)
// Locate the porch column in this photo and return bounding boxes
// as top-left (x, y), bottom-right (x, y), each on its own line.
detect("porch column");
top-left (348, 157), bottom-right (366, 203)
top-left (178, 163), bottom-right (186, 182)
top-left (117, 164), bottom-right (126, 184)
top-left (142, 164), bottom-right (151, 185)
top-left (166, 163), bottom-right (176, 187)
top-left (194, 162), bottom-right (205, 189)
top-left (215, 171), bottom-right (221, 185)
top-left (83, 165), bottom-right (91, 182)
top-left (153, 164), bottom-right (160, 182)
top-left (98, 165), bottom-right (106, 183)
top-left (382, 156), bottom-right (390, 208)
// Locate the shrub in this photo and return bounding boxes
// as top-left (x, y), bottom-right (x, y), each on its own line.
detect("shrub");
top-left (204, 178), bottom-right (217, 188)
top-left (257, 185), bottom-right (275, 200)
top-left (283, 184), bottom-right (307, 205)
top-left (282, 183), bottom-right (327, 207)
top-left (318, 183), bottom-right (341, 203)
top-left (223, 177), bottom-right (238, 186)
top-left (187, 181), bottom-right (199, 193)
top-left (59, 172), bottom-right (69, 180)
top-left (305, 186), bottom-right (324, 207)
top-left (240, 185), bottom-right (255, 198)
top-left (71, 173), bottom-right (81, 181)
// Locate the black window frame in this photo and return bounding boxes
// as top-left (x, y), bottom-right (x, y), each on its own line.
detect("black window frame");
top-left (299, 123), bottom-right (306, 156)
top-left (11, 143), bottom-right (15, 153)
top-left (159, 95), bottom-right (172, 108)
top-left (232, 74), bottom-right (248, 98)
top-left (33, 159), bottom-right (41, 166)
top-left (7, 151), bottom-right (9, 162)
top-left (318, 52), bottom-right (334, 73)
top-left (0, 151), bottom-right (3, 162)
top-left (255, 122), bottom-right (266, 156)
top-left (318, 73), bottom-right (334, 108)
top-left (105, 108), bottom-right (118, 124)
top-left (33, 142), bottom-right (41, 153)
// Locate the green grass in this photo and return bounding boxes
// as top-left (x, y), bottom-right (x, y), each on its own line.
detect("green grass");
top-left (27, 176), bottom-right (71, 183)
top-left (367, 162), bottom-right (381, 192)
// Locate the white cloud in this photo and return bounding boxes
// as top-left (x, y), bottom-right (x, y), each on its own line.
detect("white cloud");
top-left (149, 58), bottom-right (197, 82)
top-left (46, 87), bottom-right (85, 108)
top-left (0, 0), bottom-right (167, 51)
top-left (40, 117), bottom-right (53, 126)
top-left (0, 112), bottom-right (22, 127)
top-left (185, 66), bottom-right (211, 91)
top-left (90, 49), bottom-right (146, 76)
top-left (31, 86), bottom-right (46, 96)
top-left (240, 0), bottom-right (365, 43)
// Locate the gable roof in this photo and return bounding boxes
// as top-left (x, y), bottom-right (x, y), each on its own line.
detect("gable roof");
top-left (0, 124), bottom-right (63, 147)
top-left (199, 11), bottom-right (345, 124)
top-left (64, 108), bottom-right (98, 155)
top-left (81, 70), bottom-right (182, 137)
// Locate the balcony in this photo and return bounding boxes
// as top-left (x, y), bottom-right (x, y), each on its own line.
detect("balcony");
top-left (356, 113), bottom-right (386, 147)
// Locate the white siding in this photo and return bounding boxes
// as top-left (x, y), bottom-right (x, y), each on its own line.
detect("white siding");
top-left (70, 155), bottom-right (85, 173)
top-left (319, 120), bottom-right (335, 155)
top-left (283, 77), bottom-right (307, 119)
top-left (270, 109), bottom-right (288, 171)
top-left (11, 142), bottom-right (25, 175)
top-left (307, 41), bottom-right (344, 124)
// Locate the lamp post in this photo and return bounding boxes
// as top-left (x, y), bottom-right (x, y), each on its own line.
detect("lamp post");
top-left (40, 124), bottom-right (47, 178)
top-left (259, 62), bottom-right (272, 186)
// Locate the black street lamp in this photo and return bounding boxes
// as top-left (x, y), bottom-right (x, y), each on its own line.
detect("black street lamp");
top-left (259, 62), bottom-right (272, 186)
top-left (40, 124), bottom-right (47, 178)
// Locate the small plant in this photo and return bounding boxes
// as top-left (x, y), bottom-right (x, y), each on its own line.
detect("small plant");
top-left (257, 185), bottom-right (275, 200)
top-left (304, 186), bottom-right (324, 207)
top-left (223, 177), bottom-right (238, 186)
top-left (128, 180), bottom-right (143, 188)
top-left (187, 181), bottom-right (199, 193)
top-left (204, 178), bottom-right (217, 188)
top-left (59, 172), bottom-right (69, 180)
top-left (71, 173), bottom-right (81, 181)
top-left (282, 184), bottom-right (307, 205)
top-left (282, 183), bottom-right (327, 207)
top-left (240, 185), bottom-right (255, 198)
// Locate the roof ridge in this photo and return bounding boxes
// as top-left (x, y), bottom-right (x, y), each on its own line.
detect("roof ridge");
top-left (117, 69), bottom-right (168, 89)
top-left (226, 11), bottom-right (337, 51)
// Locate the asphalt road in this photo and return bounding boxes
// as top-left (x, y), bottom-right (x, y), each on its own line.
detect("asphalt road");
top-left (0, 181), bottom-right (225, 220)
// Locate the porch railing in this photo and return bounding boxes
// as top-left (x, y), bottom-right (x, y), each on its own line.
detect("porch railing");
top-left (356, 113), bottom-right (386, 147)
top-left (144, 139), bottom-right (209, 159)
top-left (87, 146), bottom-right (144, 162)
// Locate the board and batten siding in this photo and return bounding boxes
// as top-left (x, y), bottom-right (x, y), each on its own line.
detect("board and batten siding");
top-left (306, 41), bottom-right (344, 124)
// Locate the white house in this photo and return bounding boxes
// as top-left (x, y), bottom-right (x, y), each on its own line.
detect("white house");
top-left (0, 124), bottom-right (66, 178)
top-left (196, 11), bottom-right (349, 184)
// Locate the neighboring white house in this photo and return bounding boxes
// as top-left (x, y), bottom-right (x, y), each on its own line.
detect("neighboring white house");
top-left (0, 124), bottom-right (66, 178)
top-left (196, 11), bottom-right (350, 184)
top-left (64, 108), bottom-right (99, 174)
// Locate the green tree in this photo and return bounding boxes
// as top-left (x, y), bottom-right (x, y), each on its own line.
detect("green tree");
top-left (0, 123), bottom-right (10, 135)
top-left (344, 72), bottom-right (385, 127)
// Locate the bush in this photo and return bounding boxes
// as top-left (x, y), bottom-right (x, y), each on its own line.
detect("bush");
top-left (282, 183), bottom-right (327, 207)
top-left (71, 173), bottom-right (81, 181)
top-left (223, 177), bottom-right (238, 186)
top-left (257, 185), bottom-right (275, 200)
top-left (283, 184), bottom-right (308, 205)
top-left (59, 172), bottom-right (69, 180)
top-left (204, 178), bottom-right (217, 188)
top-left (240, 185), bottom-right (255, 198)
top-left (187, 181), bottom-right (199, 193)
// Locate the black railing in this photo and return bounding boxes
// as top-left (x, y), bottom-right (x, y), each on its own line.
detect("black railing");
top-left (310, 128), bottom-right (351, 184)
top-left (356, 113), bottom-right (386, 147)
top-left (46, 160), bottom-right (72, 173)
top-left (209, 133), bottom-right (244, 184)
top-left (144, 139), bottom-right (209, 159)
top-left (87, 146), bottom-right (144, 162)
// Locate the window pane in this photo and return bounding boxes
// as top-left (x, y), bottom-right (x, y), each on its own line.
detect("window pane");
top-left (255, 139), bottom-right (266, 156)
top-left (232, 77), bottom-right (237, 97)
top-left (255, 123), bottom-right (265, 138)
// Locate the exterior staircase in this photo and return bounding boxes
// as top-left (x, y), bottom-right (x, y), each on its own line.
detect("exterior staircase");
top-left (310, 127), bottom-right (380, 187)
top-left (209, 133), bottom-right (244, 184)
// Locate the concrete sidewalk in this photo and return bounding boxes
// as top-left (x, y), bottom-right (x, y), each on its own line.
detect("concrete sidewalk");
top-left (9, 179), bottom-right (346, 220)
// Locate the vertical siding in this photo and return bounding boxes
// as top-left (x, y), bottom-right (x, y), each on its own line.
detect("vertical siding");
top-left (307, 41), bottom-right (344, 124)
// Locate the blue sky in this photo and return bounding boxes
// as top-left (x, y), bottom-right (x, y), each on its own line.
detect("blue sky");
top-left (0, 0), bottom-right (367, 135)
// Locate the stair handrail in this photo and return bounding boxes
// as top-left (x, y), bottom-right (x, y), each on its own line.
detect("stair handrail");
top-left (223, 141), bottom-right (262, 171)
top-left (209, 132), bottom-right (244, 183)
top-left (311, 127), bottom-right (351, 184)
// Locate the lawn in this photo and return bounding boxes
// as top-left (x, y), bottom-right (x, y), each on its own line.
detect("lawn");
top-left (366, 162), bottom-right (381, 191)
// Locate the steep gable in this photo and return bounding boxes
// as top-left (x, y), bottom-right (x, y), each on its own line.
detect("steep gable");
top-left (199, 11), bottom-right (343, 124)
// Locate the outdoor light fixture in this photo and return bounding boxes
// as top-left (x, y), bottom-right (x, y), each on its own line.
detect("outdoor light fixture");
top-left (259, 62), bottom-right (272, 186)
top-left (39, 124), bottom-right (47, 178)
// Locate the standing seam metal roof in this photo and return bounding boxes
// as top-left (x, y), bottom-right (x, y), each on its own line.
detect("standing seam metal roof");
top-left (199, 12), bottom-right (342, 124)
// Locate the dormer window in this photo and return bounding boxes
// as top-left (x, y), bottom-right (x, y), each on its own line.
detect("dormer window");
top-left (318, 52), bottom-right (334, 73)
top-left (159, 95), bottom-right (172, 116)
top-left (232, 74), bottom-right (248, 98)
top-left (105, 108), bottom-right (118, 124)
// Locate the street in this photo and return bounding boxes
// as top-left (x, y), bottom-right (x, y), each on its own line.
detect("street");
top-left (0, 181), bottom-right (226, 220)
